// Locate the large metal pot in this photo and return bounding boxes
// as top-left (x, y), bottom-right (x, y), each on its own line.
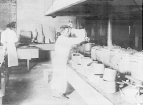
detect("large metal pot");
top-left (95, 47), bottom-right (103, 62)
top-left (102, 47), bottom-right (111, 66)
top-left (91, 62), bottom-right (105, 74)
top-left (126, 47), bottom-right (137, 54)
top-left (93, 74), bottom-right (103, 86)
top-left (91, 46), bottom-right (96, 60)
top-left (81, 57), bottom-right (93, 66)
top-left (118, 51), bottom-right (131, 73)
top-left (78, 44), bottom-right (85, 54)
top-left (120, 86), bottom-right (138, 104)
top-left (102, 80), bottom-right (117, 93)
top-left (83, 43), bottom-right (94, 55)
top-left (91, 46), bottom-right (101, 60)
top-left (130, 52), bottom-right (143, 81)
top-left (71, 53), bottom-right (78, 69)
top-left (81, 57), bottom-right (93, 75)
top-left (110, 48), bottom-right (122, 70)
top-left (76, 53), bottom-right (83, 65)
top-left (103, 68), bottom-right (117, 81)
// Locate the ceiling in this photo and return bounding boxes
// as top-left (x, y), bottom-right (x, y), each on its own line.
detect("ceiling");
top-left (46, 0), bottom-right (142, 19)
top-left (0, 0), bottom-right (16, 3)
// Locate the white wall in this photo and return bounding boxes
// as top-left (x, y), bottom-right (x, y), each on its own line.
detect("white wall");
top-left (17, 0), bottom-right (76, 43)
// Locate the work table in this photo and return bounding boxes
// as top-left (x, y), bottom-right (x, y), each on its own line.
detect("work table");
top-left (27, 43), bottom-right (55, 50)
top-left (17, 43), bottom-right (55, 70)
top-left (17, 46), bottom-right (39, 70)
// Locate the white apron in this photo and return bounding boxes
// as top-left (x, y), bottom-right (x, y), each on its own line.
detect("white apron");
top-left (51, 55), bottom-right (68, 93)
top-left (1, 28), bottom-right (18, 67)
top-left (51, 35), bottom-right (84, 94)
top-left (6, 43), bottom-right (18, 67)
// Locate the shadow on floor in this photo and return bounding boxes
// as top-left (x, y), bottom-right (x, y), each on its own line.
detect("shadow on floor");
top-left (10, 60), bottom-right (38, 74)
top-left (3, 79), bottom-right (31, 105)
top-left (2, 61), bottom-right (76, 105)
top-left (2, 61), bottom-right (38, 105)
top-left (65, 82), bottom-right (75, 96)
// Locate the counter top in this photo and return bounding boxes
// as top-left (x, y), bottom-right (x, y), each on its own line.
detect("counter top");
top-left (67, 65), bottom-right (136, 105)
top-left (29, 43), bottom-right (55, 50)
top-left (18, 43), bottom-right (55, 50)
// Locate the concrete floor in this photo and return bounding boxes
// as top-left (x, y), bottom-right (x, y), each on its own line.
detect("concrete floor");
top-left (2, 60), bottom-right (87, 105)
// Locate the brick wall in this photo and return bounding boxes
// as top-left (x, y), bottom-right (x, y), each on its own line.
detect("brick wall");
top-left (0, 1), bottom-right (16, 30)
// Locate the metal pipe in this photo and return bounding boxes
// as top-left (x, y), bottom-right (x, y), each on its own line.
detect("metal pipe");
top-left (107, 17), bottom-right (112, 48)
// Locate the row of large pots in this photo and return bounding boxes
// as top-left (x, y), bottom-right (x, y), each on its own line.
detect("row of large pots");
top-left (90, 45), bottom-right (143, 81)
top-left (71, 53), bottom-right (118, 93)
top-left (70, 52), bottom-right (143, 103)
top-left (76, 43), bottom-right (143, 81)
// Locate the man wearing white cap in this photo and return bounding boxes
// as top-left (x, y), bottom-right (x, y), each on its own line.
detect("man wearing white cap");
top-left (51, 25), bottom-right (85, 99)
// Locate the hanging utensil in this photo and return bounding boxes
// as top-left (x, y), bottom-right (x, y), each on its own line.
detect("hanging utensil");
top-left (41, 24), bottom-right (45, 44)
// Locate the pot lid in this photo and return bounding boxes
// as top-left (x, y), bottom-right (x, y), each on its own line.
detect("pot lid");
top-left (133, 52), bottom-right (143, 58)
top-left (92, 46), bottom-right (102, 49)
top-left (103, 46), bottom-right (112, 49)
top-left (110, 48), bottom-right (121, 52)
top-left (83, 57), bottom-right (91, 59)
top-left (124, 47), bottom-right (137, 54)
top-left (84, 43), bottom-right (95, 46)
top-left (102, 47), bottom-right (111, 51)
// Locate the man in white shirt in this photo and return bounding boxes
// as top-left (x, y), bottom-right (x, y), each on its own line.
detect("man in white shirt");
top-left (51, 25), bottom-right (85, 99)
top-left (1, 23), bottom-right (18, 68)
